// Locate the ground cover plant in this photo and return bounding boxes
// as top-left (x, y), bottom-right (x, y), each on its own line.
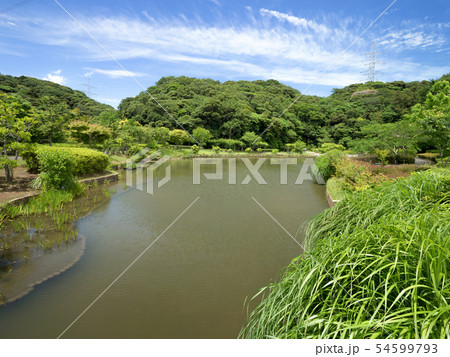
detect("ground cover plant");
top-left (240, 169), bottom-right (450, 339)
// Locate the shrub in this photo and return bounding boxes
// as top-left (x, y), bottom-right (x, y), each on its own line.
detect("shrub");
top-left (245, 147), bottom-right (252, 153)
top-left (314, 149), bottom-right (345, 181)
top-left (335, 157), bottom-right (387, 191)
top-left (126, 144), bottom-right (146, 157)
top-left (286, 140), bottom-right (306, 152)
top-left (32, 146), bottom-right (109, 176)
top-left (191, 144), bottom-right (200, 155)
top-left (66, 148), bottom-right (109, 175)
top-left (319, 142), bottom-right (346, 153)
top-left (386, 153), bottom-right (415, 164)
top-left (271, 149), bottom-right (279, 155)
top-left (212, 146), bottom-right (221, 154)
top-left (257, 148), bottom-right (263, 153)
top-left (37, 147), bottom-right (76, 190)
top-left (211, 139), bottom-right (244, 150)
top-left (20, 144), bottom-right (39, 173)
top-left (373, 148), bottom-right (390, 165)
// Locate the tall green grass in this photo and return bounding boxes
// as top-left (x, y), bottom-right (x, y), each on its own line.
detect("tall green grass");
top-left (240, 169), bottom-right (450, 339)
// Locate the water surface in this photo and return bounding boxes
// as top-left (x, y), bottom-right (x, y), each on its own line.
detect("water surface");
top-left (0, 158), bottom-right (328, 338)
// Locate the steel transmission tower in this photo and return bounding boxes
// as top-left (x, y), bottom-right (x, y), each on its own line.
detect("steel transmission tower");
top-left (362, 41), bottom-right (383, 82)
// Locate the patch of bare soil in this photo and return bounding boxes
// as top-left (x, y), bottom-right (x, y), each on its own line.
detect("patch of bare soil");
top-left (0, 167), bottom-right (38, 205)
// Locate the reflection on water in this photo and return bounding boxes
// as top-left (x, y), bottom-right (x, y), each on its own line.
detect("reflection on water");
top-left (0, 158), bottom-right (328, 338)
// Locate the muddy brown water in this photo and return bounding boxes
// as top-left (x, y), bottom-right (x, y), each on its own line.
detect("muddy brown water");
top-left (0, 158), bottom-right (328, 338)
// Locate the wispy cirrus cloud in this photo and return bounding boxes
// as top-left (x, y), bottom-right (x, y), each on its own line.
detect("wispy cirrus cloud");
top-left (85, 68), bottom-right (145, 78)
top-left (1, 7), bottom-right (449, 91)
top-left (259, 8), bottom-right (329, 34)
top-left (379, 28), bottom-right (446, 51)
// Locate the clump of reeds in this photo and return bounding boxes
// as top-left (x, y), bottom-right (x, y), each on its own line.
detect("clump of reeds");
top-left (240, 169), bottom-right (450, 339)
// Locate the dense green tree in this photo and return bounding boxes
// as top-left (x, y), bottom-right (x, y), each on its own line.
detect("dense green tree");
top-left (406, 80), bottom-right (450, 164)
top-left (35, 96), bottom-right (73, 145)
top-left (69, 120), bottom-right (111, 148)
top-left (0, 94), bottom-right (34, 182)
top-left (350, 121), bottom-right (419, 155)
top-left (192, 127), bottom-right (212, 147)
top-left (153, 127), bottom-right (170, 145)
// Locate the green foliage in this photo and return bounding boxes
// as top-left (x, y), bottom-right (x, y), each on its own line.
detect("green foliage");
top-left (406, 80), bottom-right (450, 164)
top-left (210, 138), bottom-right (244, 150)
top-left (192, 127), bottom-right (212, 147)
top-left (314, 149), bottom-right (346, 181)
top-left (153, 127), bottom-right (170, 145)
top-left (241, 169), bottom-right (450, 339)
top-left (169, 129), bottom-right (190, 146)
top-left (289, 139), bottom-right (307, 152)
top-left (319, 142), bottom-right (346, 153)
top-left (37, 146), bottom-right (76, 190)
top-left (373, 148), bottom-right (390, 165)
top-left (0, 93), bottom-right (34, 182)
top-left (212, 146), bottom-right (221, 154)
top-left (19, 143), bottom-right (39, 172)
top-left (245, 147), bottom-right (252, 153)
top-left (0, 74), bottom-right (113, 117)
top-left (34, 96), bottom-right (73, 145)
top-left (35, 145), bottom-right (109, 177)
top-left (335, 157), bottom-right (387, 192)
top-left (191, 144), bottom-right (200, 155)
top-left (69, 120), bottom-right (111, 149)
top-left (271, 149), bottom-right (279, 155)
top-left (350, 120), bottom-right (418, 156)
top-left (417, 152), bottom-right (441, 163)
top-left (241, 131), bottom-right (260, 148)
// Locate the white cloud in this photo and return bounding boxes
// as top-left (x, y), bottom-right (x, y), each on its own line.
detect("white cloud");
top-left (43, 70), bottom-right (65, 84)
top-left (259, 8), bottom-right (329, 35)
top-left (379, 29), bottom-right (445, 50)
top-left (3, 10), bottom-right (449, 90)
top-left (85, 68), bottom-right (145, 78)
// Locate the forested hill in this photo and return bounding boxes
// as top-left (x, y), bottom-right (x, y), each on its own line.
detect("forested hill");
top-left (118, 75), bottom-right (447, 148)
top-left (0, 74), bottom-right (113, 117)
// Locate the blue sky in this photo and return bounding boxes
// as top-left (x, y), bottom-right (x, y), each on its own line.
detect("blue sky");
top-left (1, 0), bottom-right (449, 107)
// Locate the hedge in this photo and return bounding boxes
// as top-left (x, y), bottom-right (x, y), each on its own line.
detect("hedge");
top-left (25, 146), bottom-right (109, 176)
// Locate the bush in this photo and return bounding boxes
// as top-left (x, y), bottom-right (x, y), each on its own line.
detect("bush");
top-left (286, 140), bottom-right (307, 153)
top-left (314, 149), bottom-right (346, 181)
top-left (212, 146), bottom-right (221, 154)
top-left (335, 157), bottom-right (387, 191)
top-left (211, 139), bottom-right (244, 150)
top-left (318, 142), bottom-right (346, 153)
top-left (37, 147), bottom-right (76, 191)
top-left (32, 146), bottom-right (109, 176)
top-left (271, 149), bottom-right (279, 155)
top-left (386, 153), bottom-right (415, 164)
top-left (20, 144), bottom-right (39, 173)
top-left (191, 144), bottom-right (200, 155)
top-left (126, 144), bottom-right (146, 157)
top-left (245, 147), bottom-right (252, 153)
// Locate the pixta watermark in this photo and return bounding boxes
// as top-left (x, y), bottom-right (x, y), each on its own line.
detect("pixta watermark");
top-left (126, 150), bottom-right (325, 195)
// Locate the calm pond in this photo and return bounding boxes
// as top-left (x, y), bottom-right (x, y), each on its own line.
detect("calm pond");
top-left (0, 158), bottom-right (327, 338)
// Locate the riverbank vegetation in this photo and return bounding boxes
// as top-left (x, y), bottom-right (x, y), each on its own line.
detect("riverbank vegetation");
top-left (1, 74), bottom-right (449, 170)
top-left (240, 168), bottom-right (450, 338)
